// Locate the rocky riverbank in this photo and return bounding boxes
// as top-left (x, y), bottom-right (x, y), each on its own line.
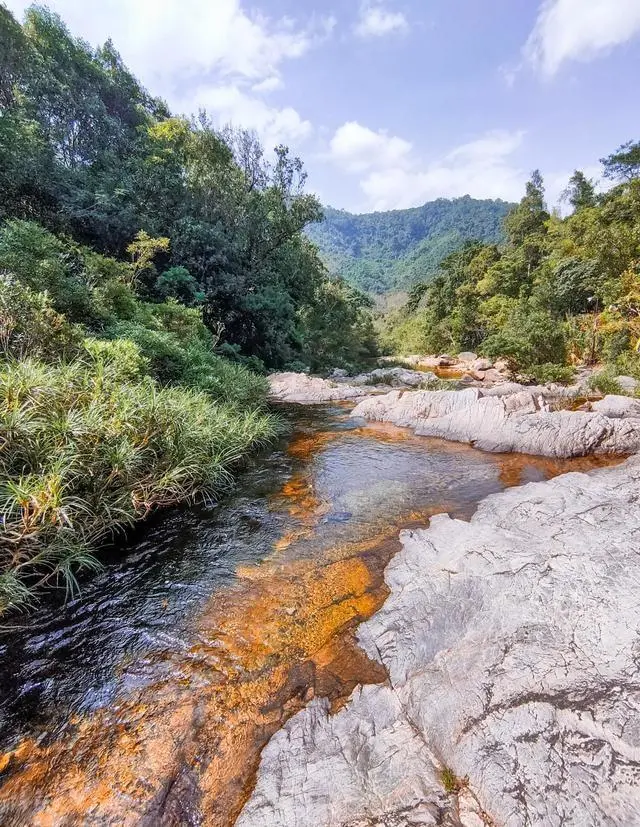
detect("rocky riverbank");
top-left (238, 455), bottom-right (640, 826)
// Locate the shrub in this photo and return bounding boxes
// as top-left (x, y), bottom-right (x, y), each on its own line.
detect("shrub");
top-left (0, 276), bottom-right (84, 361)
top-left (524, 363), bottom-right (576, 385)
top-left (0, 355), bottom-right (277, 614)
top-left (587, 368), bottom-right (623, 396)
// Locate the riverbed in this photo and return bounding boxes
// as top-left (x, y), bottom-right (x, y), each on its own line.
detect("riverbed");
top-left (0, 403), bottom-right (619, 826)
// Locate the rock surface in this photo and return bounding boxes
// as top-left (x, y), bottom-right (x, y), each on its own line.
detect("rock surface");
top-left (268, 372), bottom-right (369, 403)
top-left (352, 387), bottom-right (640, 458)
top-left (592, 394), bottom-right (640, 419)
top-left (238, 457), bottom-right (640, 827)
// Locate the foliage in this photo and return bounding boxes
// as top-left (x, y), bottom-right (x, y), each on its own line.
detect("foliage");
top-left (384, 161), bottom-right (640, 378)
top-left (0, 5), bottom-right (373, 369)
top-left (0, 351), bottom-right (277, 614)
top-left (587, 369), bottom-right (623, 396)
top-left (307, 198), bottom-right (513, 294)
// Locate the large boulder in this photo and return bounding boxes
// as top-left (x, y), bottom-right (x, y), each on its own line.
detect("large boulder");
top-left (268, 372), bottom-right (369, 404)
top-left (592, 394), bottom-right (640, 419)
top-left (238, 458), bottom-right (640, 827)
top-left (351, 387), bottom-right (640, 457)
top-left (457, 351), bottom-right (477, 363)
top-left (616, 375), bottom-right (639, 394)
top-left (353, 367), bottom-right (432, 388)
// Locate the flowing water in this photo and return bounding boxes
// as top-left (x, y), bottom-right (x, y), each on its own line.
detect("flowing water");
top-left (0, 403), bottom-right (619, 826)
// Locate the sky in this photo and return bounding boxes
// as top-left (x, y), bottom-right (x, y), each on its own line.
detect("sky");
top-left (5, 0), bottom-right (640, 212)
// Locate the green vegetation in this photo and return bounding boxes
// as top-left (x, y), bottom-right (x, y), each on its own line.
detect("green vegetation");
top-left (307, 198), bottom-right (513, 294)
top-left (384, 150), bottom-right (640, 381)
top-left (0, 4), bottom-right (377, 612)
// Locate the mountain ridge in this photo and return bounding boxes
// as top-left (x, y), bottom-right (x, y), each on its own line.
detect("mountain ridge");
top-left (307, 195), bottom-right (514, 294)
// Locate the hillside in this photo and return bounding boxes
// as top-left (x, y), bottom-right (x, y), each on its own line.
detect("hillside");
top-left (307, 196), bottom-right (514, 294)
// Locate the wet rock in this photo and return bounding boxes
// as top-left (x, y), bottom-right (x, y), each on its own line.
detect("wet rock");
top-left (591, 394), bottom-right (640, 419)
top-left (238, 458), bottom-right (640, 827)
top-left (352, 387), bottom-right (640, 457)
top-left (269, 372), bottom-right (369, 404)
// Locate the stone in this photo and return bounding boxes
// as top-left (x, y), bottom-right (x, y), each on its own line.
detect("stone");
top-left (478, 367), bottom-right (506, 384)
top-left (329, 368), bottom-right (348, 379)
top-left (591, 394), bottom-right (640, 419)
top-left (457, 351), bottom-right (477, 363)
top-left (268, 372), bottom-right (369, 404)
top-left (616, 375), bottom-right (639, 393)
top-left (238, 457), bottom-right (640, 827)
top-left (354, 367), bottom-right (430, 388)
top-left (437, 354), bottom-right (456, 366)
top-left (351, 387), bottom-right (640, 457)
top-left (471, 358), bottom-right (493, 371)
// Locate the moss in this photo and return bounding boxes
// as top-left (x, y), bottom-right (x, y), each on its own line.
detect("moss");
top-left (440, 765), bottom-right (468, 795)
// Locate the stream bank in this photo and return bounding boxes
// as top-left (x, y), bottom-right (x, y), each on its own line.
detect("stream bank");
top-left (0, 403), bottom-right (616, 826)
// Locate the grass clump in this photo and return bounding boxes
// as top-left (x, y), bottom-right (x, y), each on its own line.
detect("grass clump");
top-left (587, 368), bottom-right (623, 396)
top-left (0, 347), bottom-right (277, 615)
top-left (440, 766), bottom-right (468, 795)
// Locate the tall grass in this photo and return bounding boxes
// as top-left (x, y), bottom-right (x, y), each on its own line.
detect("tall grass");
top-left (0, 353), bottom-right (277, 615)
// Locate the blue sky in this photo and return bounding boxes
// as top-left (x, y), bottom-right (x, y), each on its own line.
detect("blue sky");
top-left (5, 0), bottom-right (640, 211)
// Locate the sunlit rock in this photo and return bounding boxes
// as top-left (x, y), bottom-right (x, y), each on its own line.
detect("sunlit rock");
top-left (239, 458), bottom-right (640, 827)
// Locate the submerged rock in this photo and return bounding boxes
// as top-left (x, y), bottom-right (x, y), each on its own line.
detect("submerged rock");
top-left (352, 387), bottom-right (640, 458)
top-left (238, 457), bottom-right (640, 827)
top-left (268, 372), bottom-right (369, 404)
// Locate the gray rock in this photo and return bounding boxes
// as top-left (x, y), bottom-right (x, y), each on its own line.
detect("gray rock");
top-left (351, 388), bottom-right (640, 457)
top-left (471, 357), bottom-right (493, 371)
top-left (356, 367), bottom-right (429, 388)
top-left (616, 375), bottom-right (640, 393)
top-left (457, 351), bottom-right (478, 363)
top-left (268, 372), bottom-right (369, 404)
top-left (330, 368), bottom-right (349, 379)
top-left (591, 394), bottom-right (640, 419)
top-left (238, 458), bottom-right (640, 827)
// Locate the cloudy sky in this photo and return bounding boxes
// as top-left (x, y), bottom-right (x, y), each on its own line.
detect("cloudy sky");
top-left (5, 0), bottom-right (640, 212)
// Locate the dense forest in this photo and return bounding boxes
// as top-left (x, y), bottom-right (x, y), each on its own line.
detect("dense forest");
top-left (384, 154), bottom-right (640, 385)
top-left (307, 197), bottom-right (513, 293)
top-left (0, 4), bottom-right (376, 612)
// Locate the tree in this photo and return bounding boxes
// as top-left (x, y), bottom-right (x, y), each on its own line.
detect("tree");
top-left (562, 170), bottom-right (596, 211)
top-left (601, 140), bottom-right (640, 182)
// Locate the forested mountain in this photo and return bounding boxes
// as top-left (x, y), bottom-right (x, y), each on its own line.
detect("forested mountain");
top-left (306, 197), bottom-right (513, 293)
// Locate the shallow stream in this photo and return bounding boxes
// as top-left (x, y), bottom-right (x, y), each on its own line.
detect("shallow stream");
top-left (0, 403), bottom-right (618, 826)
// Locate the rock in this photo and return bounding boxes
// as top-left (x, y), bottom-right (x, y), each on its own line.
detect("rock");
top-left (351, 387), bottom-right (640, 457)
top-left (268, 372), bottom-right (369, 404)
top-left (238, 458), bottom-right (640, 827)
top-left (616, 375), bottom-right (639, 393)
top-left (354, 367), bottom-right (429, 388)
top-left (457, 351), bottom-right (477, 363)
top-left (471, 357), bottom-right (493, 371)
top-left (437, 354), bottom-right (456, 366)
top-left (478, 367), bottom-right (506, 384)
top-left (591, 394), bottom-right (640, 419)
top-left (494, 358), bottom-right (510, 372)
top-left (329, 368), bottom-right (348, 379)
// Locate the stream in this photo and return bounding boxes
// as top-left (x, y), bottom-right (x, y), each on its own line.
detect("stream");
top-left (0, 403), bottom-right (617, 826)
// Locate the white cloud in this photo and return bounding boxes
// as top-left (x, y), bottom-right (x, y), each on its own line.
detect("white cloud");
top-left (252, 77), bottom-right (285, 94)
top-left (187, 84), bottom-right (313, 148)
top-left (329, 124), bottom-right (528, 211)
top-left (329, 122), bottom-right (412, 174)
top-left (354, 1), bottom-right (408, 38)
top-left (4, 0), bottom-right (325, 148)
top-left (525, 0), bottom-right (640, 76)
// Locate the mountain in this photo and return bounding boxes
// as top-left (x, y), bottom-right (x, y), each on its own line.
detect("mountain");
top-left (307, 196), bottom-right (514, 294)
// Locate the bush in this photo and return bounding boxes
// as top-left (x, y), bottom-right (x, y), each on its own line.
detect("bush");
top-left (0, 276), bottom-right (84, 361)
top-left (0, 355), bottom-right (277, 614)
top-left (587, 368), bottom-right (623, 396)
top-left (524, 363), bottom-right (576, 385)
